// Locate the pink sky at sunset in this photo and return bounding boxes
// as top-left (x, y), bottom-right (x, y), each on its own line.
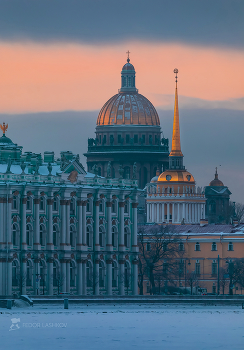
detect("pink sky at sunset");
top-left (0, 41), bottom-right (243, 114)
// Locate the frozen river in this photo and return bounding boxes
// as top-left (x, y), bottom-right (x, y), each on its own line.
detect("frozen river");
top-left (1, 303), bottom-right (244, 349)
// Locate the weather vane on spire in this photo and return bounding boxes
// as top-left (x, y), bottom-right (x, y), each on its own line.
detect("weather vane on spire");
top-left (0, 122), bottom-right (8, 135)
top-left (173, 68), bottom-right (178, 83)
top-left (126, 50), bottom-right (130, 63)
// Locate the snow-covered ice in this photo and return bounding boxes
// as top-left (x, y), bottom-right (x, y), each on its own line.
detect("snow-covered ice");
top-left (0, 303), bottom-right (243, 349)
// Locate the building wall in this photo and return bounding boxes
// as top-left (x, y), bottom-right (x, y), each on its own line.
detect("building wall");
top-left (0, 182), bottom-right (139, 297)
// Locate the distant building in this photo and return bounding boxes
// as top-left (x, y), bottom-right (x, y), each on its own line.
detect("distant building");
top-left (84, 55), bottom-right (169, 189)
top-left (205, 169), bottom-right (232, 224)
top-left (140, 223), bottom-right (244, 295)
top-left (146, 70), bottom-right (206, 224)
top-left (0, 124), bottom-right (139, 296)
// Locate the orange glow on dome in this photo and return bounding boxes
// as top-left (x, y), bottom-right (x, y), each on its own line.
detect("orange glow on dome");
top-left (157, 170), bottom-right (195, 183)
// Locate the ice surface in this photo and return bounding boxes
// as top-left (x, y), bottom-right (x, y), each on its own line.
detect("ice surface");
top-left (0, 303), bottom-right (243, 350)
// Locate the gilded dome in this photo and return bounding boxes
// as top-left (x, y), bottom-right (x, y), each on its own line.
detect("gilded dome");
top-left (96, 93), bottom-right (160, 126)
top-left (158, 170), bottom-right (195, 183)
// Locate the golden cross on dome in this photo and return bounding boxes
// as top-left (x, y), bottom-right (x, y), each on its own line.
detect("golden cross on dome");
top-left (174, 68), bottom-right (178, 83)
top-left (126, 50), bottom-right (130, 62)
top-left (0, 122), bottom-right (8, 135)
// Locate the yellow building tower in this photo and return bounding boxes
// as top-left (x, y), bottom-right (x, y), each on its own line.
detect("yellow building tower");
top-left (146, 69), bottom-right (206, 224)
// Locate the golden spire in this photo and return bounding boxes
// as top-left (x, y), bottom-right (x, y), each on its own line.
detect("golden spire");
top-left (0, 122), bottom-right (8, 135)
top-left (170, 69), bottom-right (183, 157)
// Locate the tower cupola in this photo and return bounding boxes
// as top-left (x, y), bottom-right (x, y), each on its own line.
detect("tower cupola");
top-left (119, 51), bottom-right (138, 93)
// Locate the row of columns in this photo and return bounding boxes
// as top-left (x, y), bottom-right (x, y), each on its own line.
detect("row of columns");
top-left (147, 202), bottom-right (205, 224)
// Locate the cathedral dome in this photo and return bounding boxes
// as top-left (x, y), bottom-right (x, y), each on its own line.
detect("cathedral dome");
top-left (96, 93), bottom-right (160, 126)
top-left (157, 169), bottom-right (195, 183)
top-left (96, 56), bottom-right (160, 126)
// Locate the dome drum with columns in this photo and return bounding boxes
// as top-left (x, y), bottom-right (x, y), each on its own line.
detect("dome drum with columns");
top-left (84, 55), bottom-right (169, 189)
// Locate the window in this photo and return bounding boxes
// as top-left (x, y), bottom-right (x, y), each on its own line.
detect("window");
top-left (40, 197), bottom-right (45, 211)
top-left (40, 225), bottom-right (45, 246)
top-left (12, 223), bottom-right (18, 246)
top-left (99, 261), bottom-right (104, 287)
top-left (126, 134), bottom-right (130, 143)
top-left (112, 199), bottom-right (116, 213)
top-left (195, 242), bottom-right (200, 251)
top-left (134, 134), bottom-right (138, 143)
top-left (98, 167), bottom-right (102, 176)
top-left (12, 196), bottom-right (17, 210)
top-left (70, 261), bottom-right (75, 287)
top-left (12, 261), bottom-right (18, 286)
top-left (212, 284), bottom-right (216, 294)
top-left (142, 135), bottom-right (145, 144)
top-left (146, 282), bottom-right (150, 293)
top-left (26, 224), bottom-right (32, 246)
top-left (86, 200), bottom-right (91, 212)
top-left (70, 226), bottom-right (75, 247)
top-left (118, 134), bottom-right (122, 143)
top-left (26, 260), bottom-right (32, 286)
top-left (146, 242), bottom-right (151, 251)
top-left (26, 196), bottom-right (31, 210)
top-left (163, 262), bottom-right (168, 275)
top-left (99, 200), bottom-right (104, 213)
top-left (53, 197), bottom-right (58, 211)
top-left (212, 242), bottom-right (217, 251)
top-left (112, 226), bottom-right (117, 247)
top-left (124, 167), bottom-right (130, 180)
top-left (86, 261), bottom-right (92, 287)
top-left (195, 261), bottom-right (200, 275)
top-left (70, 199), bottom-right (75, 215)
top-left (179, 242), bottom-right (184, 251)
top-left (39, 260), bottom-right (45, 287)
top-left (212, 261), bottom-right (217, 275)
top-left (124, 200), bottom-right (129, 214)
top-left (87, 226), bottom-right (92, 247)
top-left (124, 227), bottom-right (130, 248)
top-left (124, 262), bottom-right (130, 290)
top-left (228, 242), bottom-right (233, 251)
top-left (163, 242), bottom-right (168, 252)
top-left (53, 261), bottom-right (58, 287)
top-left (179, 260), bottom-right (184, 275)
top-left (112, 262), bottom-right (117, 287)
top-left (53, 225), bottom-right (58, 246)
top-left (99, 226), bottom-right (105, 247)
top-left (209, 200), bottom-right (216, 214)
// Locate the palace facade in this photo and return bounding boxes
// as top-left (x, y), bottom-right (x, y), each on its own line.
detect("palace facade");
top-left (0, 126), bottom-right (139, 296)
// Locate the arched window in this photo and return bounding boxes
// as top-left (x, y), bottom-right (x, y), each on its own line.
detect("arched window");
top-left (12, 223), bottom-right (18, 246)
top-left (112, 226), bottom-right (117, 247)
top-left (124, 262), bottom-right (130, 292)
top-left (26, 196), bottom-right (31, 210)
top-left (87, 226), bottom-right (92, 247)
top-left (209, 200), bottom-right (216, 214)
top-left (40, 225), bottom-right (45, 246)
top-left (70, 261), bottom-right (75, 287)
top-left (124, 200), bottom-right (129, 214)
top-left (70, 199), bottom-right (75, 215)
top-left (12, 260), bottom-right (18, 286)
top-left (99, 226), bottom-right (105, 247)
top-left (86, 261), bottom-right (92, 287)
top-left (86, 199), bottom-right (91, 213)
top-left (112, 261), bottom-right (117, 287)
top-left (98, 167), bottom-right (102, 176)
top-left (53, 197), bottom-right (58, 211)
top-left (70, 226), bottom-right (76, 247)
top-left (124, 227), bottom-right (130, 248)
top-left (26, 224), bottom-right (32, 246)
top-left (12, 196), bottom-right (17, 210)
top-left (40, 197), bottom-right (45, 211)
top-left (212, 242), bottom-right (217, 251)
top-left (26, 260), bottom-right (32, 286)
top-left (99, 200), bottom-right (104, 213)
top-left (99, 261), bottom-right (105, 287)
top-left (195, 242), bottom-right (200, 251)
top-left (53, 225), bottom-right (58, 246)
top-left (39, 260), bottom-right (45, 287)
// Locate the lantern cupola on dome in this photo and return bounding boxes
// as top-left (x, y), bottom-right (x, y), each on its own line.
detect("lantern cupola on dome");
top-left (119, 51), bottom-right (137, 93)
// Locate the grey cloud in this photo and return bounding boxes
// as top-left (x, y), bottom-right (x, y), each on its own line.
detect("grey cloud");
top-left (0, 0), bottom-right (243, 48)
top-left (0, 108), bottom-right (243, 203)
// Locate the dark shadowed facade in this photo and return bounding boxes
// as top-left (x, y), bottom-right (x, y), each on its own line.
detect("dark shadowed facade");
top-left (84, 57), bottom-right (169, 189)
top-left (205, 169), bottom-right (231, 224)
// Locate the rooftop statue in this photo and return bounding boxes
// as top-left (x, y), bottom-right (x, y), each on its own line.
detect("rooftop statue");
top-left (0, 122), bottom-right (8, 135)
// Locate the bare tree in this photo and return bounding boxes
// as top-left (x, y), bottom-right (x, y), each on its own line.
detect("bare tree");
top-left (54, 272), bottom-right (66, 295)
top-left (138, 224), bottom-right (182, 295)
top-left (219, 267), bottom-right (229, 295)
top-left (186, 271), bottom-right (199, 295)
top-left (232, 259), bottom-right (244, 292)
top-left (235, 203), bottom-right (244, 223)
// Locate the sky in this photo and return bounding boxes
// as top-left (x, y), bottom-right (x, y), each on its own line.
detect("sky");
top-left (0, 0), bottom-right (243, 202)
